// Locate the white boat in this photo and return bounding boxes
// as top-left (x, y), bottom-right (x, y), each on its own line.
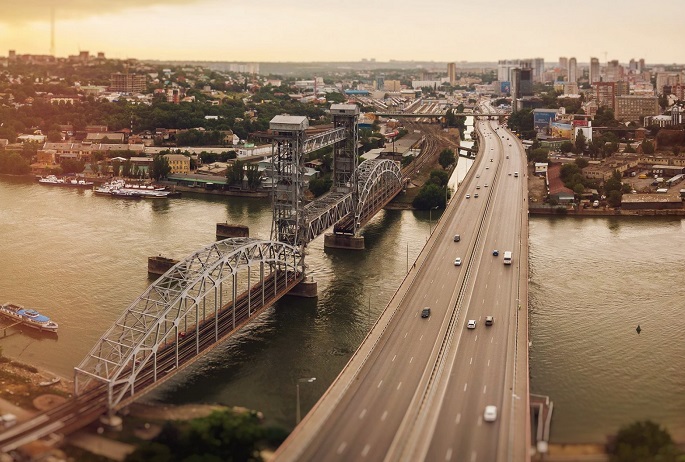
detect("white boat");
top-left (0, 303), bottom-right (59, 333)
top-left (94, 180), bottom-right (174, 198)
top-left (39, 175), bottom-right (94, 188)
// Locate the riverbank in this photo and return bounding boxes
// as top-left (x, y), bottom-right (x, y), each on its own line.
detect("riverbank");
top-left (529, 205), bottom-right (685, 217)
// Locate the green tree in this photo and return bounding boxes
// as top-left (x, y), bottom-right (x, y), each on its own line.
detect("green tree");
top-left (438, 149), bottom-right (456, 170)
top-left (413, 183), bottom-right (446, 210)
top-left (574, 131), bottom-right (586, 154)
top-left (112, 160), bottom-right (121, 177)
top-left (528, 148), bottom-right (549, 164)
top-left (673, 146), bottom-right (681, 156)
top-left (610, 420), bottom-right (682, 462)
top-left (122, 159), bottom-right (132, 178)
top-left (60, 158), bottom-right (85, 174)
top-left (245, 163), bottom-right (261, 190)
top-left (560, 141), bottom-right (574, 154)
top-left (308, 175), bottom-right (332, 197)
top-left (227, 159), bottom-right (244, 186)
top-left (575, 157), bottom-right (589, 169)
top-left (429, 169), bottom-right (449, 187)
top-left (641, 140), bottom-right (655, 155)
top-left (150, 155), bottom-right (171, 181)
top-left (625, 143), bottom-right (637, 154)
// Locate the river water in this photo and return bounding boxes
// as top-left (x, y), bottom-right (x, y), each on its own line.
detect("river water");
top-left (0, 130), bottom-right (683, 443)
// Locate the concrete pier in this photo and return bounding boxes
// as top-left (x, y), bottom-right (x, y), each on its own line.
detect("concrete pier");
top-left (216, 223), bottom-right (249, 240)
top-left (288, 276), bottom-right (318, 298)
top-left (147, 256), bottom-right (179, 277)
top-left (323, 233), bottom-right (365, 250)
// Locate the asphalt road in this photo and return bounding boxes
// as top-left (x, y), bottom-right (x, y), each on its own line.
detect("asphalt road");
top-left (275, 112), bottom-right (528, 462)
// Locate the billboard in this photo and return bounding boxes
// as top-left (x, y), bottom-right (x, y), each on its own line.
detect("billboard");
top-left (533, 110), bottom-right (557, 131)
top-left (500, 81), bottom-right (511, 94)
top-left (551, 122), bottom-right (573, 139)
top-left (572, 119), bottom-right (589, 127)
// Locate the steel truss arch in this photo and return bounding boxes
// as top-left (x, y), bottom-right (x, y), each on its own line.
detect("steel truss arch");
top-left (355, 159), bottom-right (404, 227)
top-left (74, 238), bottom-right (302, 410)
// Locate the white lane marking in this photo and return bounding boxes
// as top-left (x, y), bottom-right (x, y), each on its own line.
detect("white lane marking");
top-left (463, 382), bottom-right (468, 391)
top-left (471, 451), bottom-right (477, 462)
top-left (446, 448), bottom-right (453, 461)
top-left (469, 357), bottom-right (473, 365)
top-left (337, 442), bottom-right (347, 454)
top-left (359, 409), bottom-right (367, 419)
top-left (420, 335), bottom-right (423, 341)
top-left (392, 354), bottom-right (396, 362)
top-left (491, 336), bottom-right (494, 343)
top-left (475, 335), bottom-right (478, 342)
top-left (488, 359), bottom-right (491, 367)
top-left (397, 382), bottom-right (402, 390)
top-left (405, 332), bottom-right (408, 338)
top-left (410, 356), bottom-right (414, 363)
top-left (483, 385), bottom-right (487, 394)
top-left (377, 380), bottom-right (383, 388)
top-left (381, 411), bottom-right (388, 421)
top-left (455, 413), bottom-right (461, 424)
top-left (483, 298), bottom-right (485, 304)
top-left (442, 284), bottom-right (445, 289)
top-left (485, 283), bottom-right (488, 289)
top-left (362, 444), bottom-right (371, 458)
top-left (423, 293), bottom-right (427, 299)
top-left (415, 312), bottom-right (417, 317)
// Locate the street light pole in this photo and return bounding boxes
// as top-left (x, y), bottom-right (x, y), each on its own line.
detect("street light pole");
top-left (429, 205), bottom-right (439, 235)
top-left (296, 377), bottom-right (316, 425)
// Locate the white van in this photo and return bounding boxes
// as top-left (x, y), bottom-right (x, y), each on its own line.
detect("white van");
top-left (503, 251), bottom-right (512, 265)
top-left (514, 172), bottom-right (519, 177)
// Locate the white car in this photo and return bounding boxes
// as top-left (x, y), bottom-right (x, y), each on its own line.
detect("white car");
top-left (484, 405), bottom-right (498, 422)
top-left (467, 320), bottom-right (476, 329)
top-left (454, 257), bottom-right (462, 266)
top-left (466, 194), bottom-right (471, 199)
top-left (484, 183), bottom-right (489, 187)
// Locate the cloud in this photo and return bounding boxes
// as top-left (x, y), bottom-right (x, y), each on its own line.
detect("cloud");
top-left (0, 0), bottom-right (205, 24)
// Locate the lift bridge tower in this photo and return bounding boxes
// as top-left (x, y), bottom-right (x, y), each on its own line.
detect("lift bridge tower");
top-left (269, 105), bottom-right (359, 276)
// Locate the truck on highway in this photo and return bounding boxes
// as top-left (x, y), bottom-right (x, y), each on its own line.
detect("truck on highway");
top-left (503, 251), bottom-right (512, 265)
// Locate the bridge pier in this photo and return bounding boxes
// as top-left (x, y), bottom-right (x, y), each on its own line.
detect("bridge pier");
top-left (99, 413), bottom-right (123, 431)
top-left (323, 233), bottom-right (365, 250)
top-left (216, 223), bottom-right (249, 240)
top-left (288, 276), bottom-right (318, 298)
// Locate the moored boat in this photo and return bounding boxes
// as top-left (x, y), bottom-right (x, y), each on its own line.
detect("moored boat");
top-left (38, 175), bottom-right (94, 188)
top-left (0, 303), bottom-right (59, 333)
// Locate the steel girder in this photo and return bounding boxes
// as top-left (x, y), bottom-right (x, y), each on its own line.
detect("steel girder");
top-left (303, 127), bottom-right (346, 155)
top-left (74, 238), bottom-right (302, 410)
top-left (303, 191), bottom-right (354, 242)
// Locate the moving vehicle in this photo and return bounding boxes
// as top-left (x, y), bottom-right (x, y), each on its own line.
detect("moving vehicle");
top-left (421, 307), bottom-right (431, 318)
top-left (514, 172), bottom-right (519, 177)
top-left (476, 185), bottom-right (480, 189)
top-left (454, 257), bottom-right (462, 266)
top-left (503, 251), bottom-right (512, 265)
top-left (453, 234), bottom-right (460, 242)
top-left (492, 250), bottom-right (499, 256)
top-left (483, 405), bottom-right (498, 422)
top-left (485, 316), bottom-right (494, 326)
top-left (474, 193), bottom-right (479, 198)
top-left (467, 320), bottom-right (476, 329)
top-left (466, 194), bottom-right (470, 199)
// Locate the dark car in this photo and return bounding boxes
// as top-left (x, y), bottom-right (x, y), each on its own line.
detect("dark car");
top-left (493, 250), bottom-right (499, 256)
top-left (421, 307), bottom-right (431, 318)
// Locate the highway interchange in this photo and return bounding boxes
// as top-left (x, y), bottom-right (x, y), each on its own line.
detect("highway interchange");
top-left (275, 109), bottom-right (529, 461)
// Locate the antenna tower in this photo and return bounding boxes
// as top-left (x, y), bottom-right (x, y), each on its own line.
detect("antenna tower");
top-left (50, 7), bottom-right (55, 56)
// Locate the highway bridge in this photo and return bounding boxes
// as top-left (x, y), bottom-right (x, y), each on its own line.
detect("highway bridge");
top-left (1, 104), bottom-right (530, 460)
top-left (374, 112), bottom-right (504, 119)
top-left (274, 108), bottom-right (529, 461)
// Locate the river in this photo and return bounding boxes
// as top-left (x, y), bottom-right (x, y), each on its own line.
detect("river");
top-left (0, 134), bottom-right (683, 443)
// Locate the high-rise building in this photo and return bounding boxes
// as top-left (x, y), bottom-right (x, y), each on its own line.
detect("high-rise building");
top-left (594, 81), bottom-right (629, 111)
top-left (568, 57), bottom-right (578, 82)
top-left (533, 58), bottom-right (545, 83)
top-left (110, 73), bottom-right (147, 93)
top-left (511, 68), bottom-right (520, 112)
top-left (638, 58), bottom-right (645, 73)
top-left (605, 60), bottom-right (622, 82)
top-left (590, 58), bottom-right (600, 84)
top-left (559, 57), bottom-right (568, 77)
top-left (629, 59), bottom-right (637, 72)
top-left (447, 62), bottom-right (457, 85)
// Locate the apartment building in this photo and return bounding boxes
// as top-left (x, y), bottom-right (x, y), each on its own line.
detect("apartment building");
top-left (164, 154), bottom-right (191, 174)
top-left (110, 73), bottom-right (147, 93)
top-left (615, 95), bottom-right (659, 122)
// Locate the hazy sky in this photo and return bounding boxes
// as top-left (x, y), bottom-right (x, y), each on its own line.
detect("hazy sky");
top-left (1, 0), bottom-right (683, 64)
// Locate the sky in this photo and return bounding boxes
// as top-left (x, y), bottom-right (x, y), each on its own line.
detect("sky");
top-left (1, 0), bottom-right (684, 64)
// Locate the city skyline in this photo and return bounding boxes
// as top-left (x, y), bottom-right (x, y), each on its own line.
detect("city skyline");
top-left (1, 0), bottom-right (684, 64)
